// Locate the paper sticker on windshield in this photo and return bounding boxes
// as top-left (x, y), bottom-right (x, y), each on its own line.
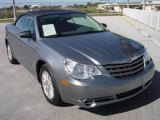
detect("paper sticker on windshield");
top-left (42, 24), bottom-right (57, 37)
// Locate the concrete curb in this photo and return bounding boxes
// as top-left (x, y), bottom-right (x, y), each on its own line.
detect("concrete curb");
top-left (152, 38), bottom-right (160, 48)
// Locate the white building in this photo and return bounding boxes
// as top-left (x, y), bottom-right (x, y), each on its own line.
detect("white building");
top-left (97, 1), bottom-right (160, 12)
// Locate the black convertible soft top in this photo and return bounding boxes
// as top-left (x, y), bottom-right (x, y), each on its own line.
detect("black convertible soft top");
top-left (25, 10), bottom-right (82, 16)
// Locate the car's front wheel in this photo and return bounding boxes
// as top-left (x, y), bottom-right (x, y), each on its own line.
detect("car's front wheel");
top-left (40, 64), bottom-right (62, 106)
top-left (6, 43), bottom-right (19, 64)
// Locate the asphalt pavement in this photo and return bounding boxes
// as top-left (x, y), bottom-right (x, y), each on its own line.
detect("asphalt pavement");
top-left (0, 16), bottom-right (160, 120)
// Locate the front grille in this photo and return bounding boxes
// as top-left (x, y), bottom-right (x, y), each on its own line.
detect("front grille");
top-left (105, 55), bottom-right (144, 79)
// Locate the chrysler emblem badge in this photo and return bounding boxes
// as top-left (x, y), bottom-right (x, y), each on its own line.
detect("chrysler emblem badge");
top-left (129, 56), bottom-right (138, 63)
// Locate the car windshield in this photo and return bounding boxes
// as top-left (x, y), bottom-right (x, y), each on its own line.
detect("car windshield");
top-left (37, 13), bottom-right (106, 38)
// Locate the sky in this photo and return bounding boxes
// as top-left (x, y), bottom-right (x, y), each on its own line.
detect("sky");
top-left (0, 0), bottom-right (147, 4)
top-left (0, 0), bottom-right (157, 7)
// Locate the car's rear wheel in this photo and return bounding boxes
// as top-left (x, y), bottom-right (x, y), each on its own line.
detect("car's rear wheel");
top-left (40, 64), bottom-right (62, 106)
top-left (6, 43), bottom-right (19, 64)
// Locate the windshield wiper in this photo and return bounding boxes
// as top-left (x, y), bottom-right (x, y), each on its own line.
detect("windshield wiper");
top-left (45, 34), bottom-right (63, 38)
top-left (60, 31), bottom-right (106, 36)
top-left (82, 30), bottom-right (105, 34)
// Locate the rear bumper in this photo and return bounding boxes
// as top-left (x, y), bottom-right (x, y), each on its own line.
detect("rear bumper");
top-left (60, 62), bottom-right (155, 108)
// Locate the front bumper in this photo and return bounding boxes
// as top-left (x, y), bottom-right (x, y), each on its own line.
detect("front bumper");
top-left (59, 62), bottom-right (155, 108)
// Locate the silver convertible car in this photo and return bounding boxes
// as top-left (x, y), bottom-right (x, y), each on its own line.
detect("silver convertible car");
top-left (5, 10), bottom-right (155, 108)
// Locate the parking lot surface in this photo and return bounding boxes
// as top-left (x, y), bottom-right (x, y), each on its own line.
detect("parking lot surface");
top-left (0, 16), bottom-right (160, 120)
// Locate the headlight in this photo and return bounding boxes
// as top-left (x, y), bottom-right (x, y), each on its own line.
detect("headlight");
top-left (63, 58), bottom-right (102, 80)
top-left (144, 48), bottom-right (151, 67)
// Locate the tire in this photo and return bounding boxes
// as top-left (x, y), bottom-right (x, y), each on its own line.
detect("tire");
top-left (6, 42), bottom-right (19, 64)
top-left (40, 64), bottom-right (62, 106)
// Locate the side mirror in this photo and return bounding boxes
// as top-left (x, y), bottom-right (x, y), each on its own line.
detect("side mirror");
top-left (101, 23), bottom-right (107, 28)
top-left (19, 31), bottom-right (32, 38)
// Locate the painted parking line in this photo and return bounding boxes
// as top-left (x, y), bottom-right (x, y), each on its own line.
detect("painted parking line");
top-left (120, 16), bottom-right (152, 39)
top-left (120, 16), bottom-right (135, 26)
top-left (152, 38), bottom-right (160, 48)
top-left (141, 31), bottom-right (151, 38)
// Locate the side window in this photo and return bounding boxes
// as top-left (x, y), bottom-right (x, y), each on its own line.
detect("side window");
top-left (67, 19), bottom-right (74, 23)
top-left (72, 17), bottom-right (94, 28)
top-left (15, 15), bottom-right (25, 30)
top-left (16, 15), bottom-right (35, 34)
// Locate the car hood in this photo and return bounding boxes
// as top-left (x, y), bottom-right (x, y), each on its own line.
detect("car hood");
top-left (41, 32), bottom-right (144, 65)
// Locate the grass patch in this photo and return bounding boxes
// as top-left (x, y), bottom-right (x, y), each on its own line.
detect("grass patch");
top-left (0, 19), bottom-right (14, 23)
top-left (84, 6), bottom-right (97, 13)
top-left (88, 12), bottom-right (123, 16)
